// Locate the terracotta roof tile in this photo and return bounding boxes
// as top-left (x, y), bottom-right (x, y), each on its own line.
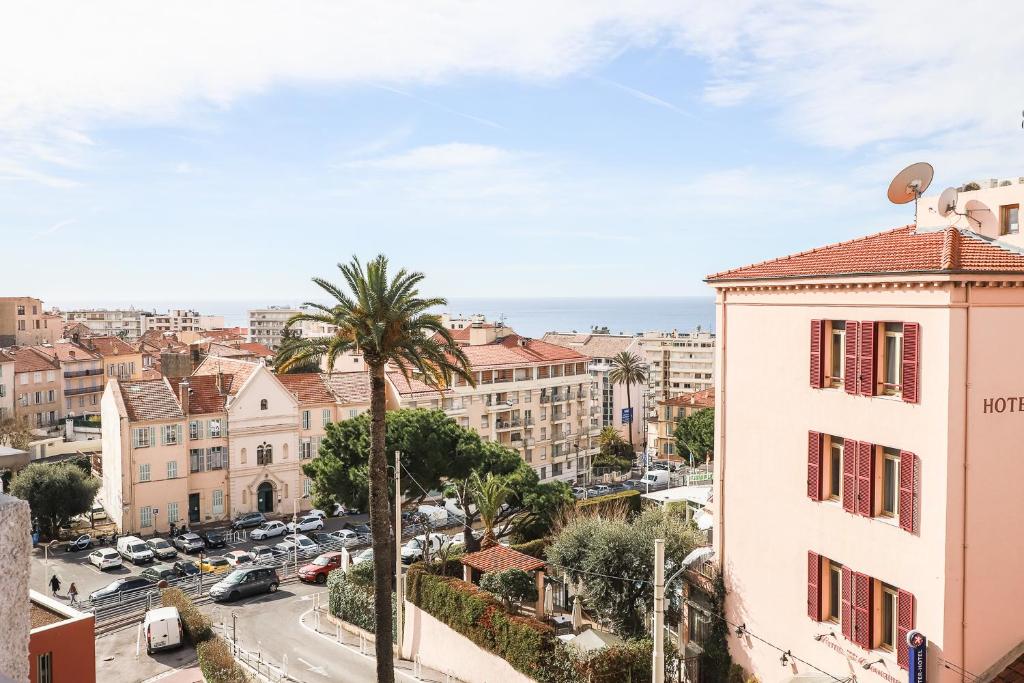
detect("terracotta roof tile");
top-left (386, 370), bottom-right (447, 397)
top-left (277, 373), bottom-right (335, 405)
top-left (460, 545), bottom-right (545, 573)
top-left (993, 652), bottom-right (1024, 683)
top-left (321, 372), bottom-right (372, 404)
top-left (706, 225), bottom-right (1024, 282)
top-left (541, 333), bottom-right (637, 359)
top-left (10, 347), bottom-right (60, 374)
top-left (192, 357), bottom-right (259, 394)
top-left (34, 341), bottom-right (100, 363)
top-left (85, 335), bottom-right (138, 357)
top-left (167, 375), bottom-right (232, 415)
top-left (660, 387), bottom-right (715, 409)
top-left (118, 379), bottom-right (185, 422)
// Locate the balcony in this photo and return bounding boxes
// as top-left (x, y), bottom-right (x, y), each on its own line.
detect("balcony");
top-left (539, 395), bottom-right (551, 404)
top-left (65, 385), bottom-right (103, 396)
top-left (64, 368), bottom-right (104, 379)
top-left (496, 419), bottom-right (523, 431)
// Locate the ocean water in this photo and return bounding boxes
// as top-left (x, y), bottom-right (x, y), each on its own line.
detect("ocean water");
top-left (52, 297), bottom-right (715, 339)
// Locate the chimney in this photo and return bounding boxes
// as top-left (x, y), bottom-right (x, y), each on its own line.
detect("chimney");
top-left (216, 371), bottom-right (224, 394)
top-left (179, 379), bottom-right (190, 415)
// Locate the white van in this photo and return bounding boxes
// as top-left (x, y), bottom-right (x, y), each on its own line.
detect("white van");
top-left (143, 606), bottom-right (184, 654)
top-left (117, 535), bottom-right (155, 564)
top-left (641, 470), bottom-right (671, 491)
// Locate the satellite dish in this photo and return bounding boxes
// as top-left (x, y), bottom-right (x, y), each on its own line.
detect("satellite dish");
top-left (964, 199), bottom-right (991, 228)
top-left (937, 187), bottom-right (958, 217)
top-left (887, 162), bottom-right (934, 205)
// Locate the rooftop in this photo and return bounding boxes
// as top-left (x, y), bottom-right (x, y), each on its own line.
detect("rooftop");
top-left (706, 225), bottom-right (1024, 282)
top-left (167, 374), bottom-right (233, 415)
top-left (540, 332), bottom-right (637, 360)
top-left (82, 335), bottom-right (137, 357)
top-left (9, 346), bottom-right (59, 374)
top-left (34, 340), bottom-right (100, 363)
top-left (460, 544), bottom-right (545, 573)
top-left (659, 387), bottom-right (715, 409)
top-left (192, 356), bottom-right (259, 393)
top-left (321, 371), bottom-right (372, 404)
top-left (117, 379), bottom-right (185, 422)
top-left (277, 373), bottom-right (336, 405)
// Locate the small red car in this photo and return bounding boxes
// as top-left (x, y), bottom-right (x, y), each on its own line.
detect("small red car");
top-left (298, 552), bottom-right (342, 584)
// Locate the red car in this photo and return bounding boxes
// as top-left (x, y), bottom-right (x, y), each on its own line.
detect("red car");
top-left (298, 552), bottom-right (342, 584)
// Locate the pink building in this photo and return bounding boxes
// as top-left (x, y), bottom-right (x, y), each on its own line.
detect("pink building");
top-left (707, 185), bottom-right (1024, 683)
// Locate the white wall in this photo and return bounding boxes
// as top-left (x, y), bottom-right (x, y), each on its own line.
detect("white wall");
top-left (99, 385), bottom-right (124, 531)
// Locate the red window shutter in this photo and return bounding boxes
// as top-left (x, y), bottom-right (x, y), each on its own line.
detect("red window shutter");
top-left (844, 321), bottom-right (859, 394)
top-left (856, 442), bottom-right (875, 517)
top-left (899, 451), bottom-right (917, 533)
top-left (807, 551), bottom-right (822, 621)
top-left (859, 321), bottom-right (877, 396)
top-left (841, 566), bottom-right (853, 641)
top-left (807, 431), bottom-right (823, 501)
top-left (810, 320), bottom-right (824, 388)
top-left (842, 439), bottom-right (858, 513)
top-left (852, 573), bottom-right (873, 649)
top-left (902, 323), bottom-right (920, 403)
top-left (897, 590), bottom-right (915, 669)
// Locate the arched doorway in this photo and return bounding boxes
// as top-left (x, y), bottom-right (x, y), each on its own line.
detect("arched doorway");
top-left (256, 481), bottom-right (275, 513)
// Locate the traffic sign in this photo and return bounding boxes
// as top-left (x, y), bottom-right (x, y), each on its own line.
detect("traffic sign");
top-left (621, 407), bottom-right (633, 424)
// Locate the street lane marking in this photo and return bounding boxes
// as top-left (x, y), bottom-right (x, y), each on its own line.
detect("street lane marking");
top-left (297, 657), bottom-right (327, 676)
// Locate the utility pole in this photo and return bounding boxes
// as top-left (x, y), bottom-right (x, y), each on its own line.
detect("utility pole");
top-left (395, 450), bottom-right (404, 650)
top-left (293, 498), bottom-right (299, 572)
top-left (653, 538), bottom-right (665, 683)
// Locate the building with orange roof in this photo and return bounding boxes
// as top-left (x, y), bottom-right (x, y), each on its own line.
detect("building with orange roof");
top-left (387, 320), bottom-right (599, 484)
top-left (34, 340), bottom-right (105, 417)
top-left (9, 346), bottom-right (63, 430)
top-left (78, 334), bottom-right (144, 382)
top-left (707, 178), bottom-right (1024, 683)
top-left (648, 387), bottom-right (715, 461)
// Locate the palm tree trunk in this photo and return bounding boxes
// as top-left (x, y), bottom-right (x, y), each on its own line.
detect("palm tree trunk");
top-left (625, 379), bottom-right (635, 455)
top-left (367, 363), bottom-right (395, 683)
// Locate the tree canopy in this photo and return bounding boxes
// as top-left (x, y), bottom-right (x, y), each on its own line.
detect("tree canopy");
top-left (673, 407), bottom-right (715, 464)
top-left (10, 462), bottom-right (100, 538)
top-left (0, 418), bottom-right (33, 450)
top-left (480, 568), bottom-right (537, 612)
top-left (546, 506), bottom-right (704, 637)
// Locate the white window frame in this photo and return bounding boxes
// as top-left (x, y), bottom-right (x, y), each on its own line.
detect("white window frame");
top-left (302, 410), bottom-right (310, 430)
top-left (139, 463), bottom-right (151, 482)
top-left (140, 506), bottom-right (153, 528)
top-left (322, 408), bottom-right (331, 426)
top-left (879, 583), bottom-right (899, 651)
top-left (212, 489), bottom-right (224, 515)
top-left (167, 460), bottom-right (178, 479)
top-left (167, 501), bottom-right (179, 524)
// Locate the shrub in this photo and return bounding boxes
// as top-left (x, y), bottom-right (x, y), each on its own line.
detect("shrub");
top-left (326, 568), bottom-right (376, 633)
top-left (480, 569), bottom-right (537, 612)
top-left (575, 489), bottom-right (641, 514)
top-left (509, 537), bottom-right (549, 560)
top-left (161, 587), bottom-right (212, 644)
top-left (196, 636), bottom-right (250, 683)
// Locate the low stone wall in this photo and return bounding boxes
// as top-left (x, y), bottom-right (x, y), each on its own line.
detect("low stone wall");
top-left (401, 601), bottom-right (534, 683)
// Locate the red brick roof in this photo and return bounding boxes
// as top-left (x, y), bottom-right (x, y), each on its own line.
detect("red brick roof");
top-left (118, 379), bottom-right (185, 422)
top-left (277, 373), bottom-right (335, 405)
top-left (705, 225), bottom-right (1024, 282)
top-left (660, 387), bottom-right (715, 409)
top-left (387, 370), bottom-right (447, 397)
top-left (84, 335), bottom-right (137, 357)
top-left (192, 357), bottom-right (258, 393)
top-left (34, 341), bottom-right (100, 363)
top-left (10, 347), bottom-right (59, 374)
top-left (993, 652), bottom-right (1024, 683)
top-left (460, 545), bottom-right (545, 573)
top-left (458, 334), bottom-right (589, 370)
top-left (322, 372), bottom-right (371, 404)
top-left (167, 375), bottom-right (232, 415)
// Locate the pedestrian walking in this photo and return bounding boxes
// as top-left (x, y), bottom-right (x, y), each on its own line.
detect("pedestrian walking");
top-left (49, 574), bottom-right (61, 598)
top-left (67, 582), bottom-right (78, 606)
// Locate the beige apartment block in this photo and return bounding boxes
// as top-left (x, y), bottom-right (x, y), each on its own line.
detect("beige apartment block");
top-left (387, 322), bottom-right (599, 484)
top-left (636, 328), bottom-right (715, 401)
top-left (0, 350), bottom-right (14, 422)
top-left (35, 341), bottom-right (105, 417)
top-left (647, 387), bottom-right (714, 460)
top-left (248, 305), bottom-right (339, 350)
top-left (0, 297), bottom-right (59, 347)
top-left (10, 347), bottom-right (63, 429)
top-left (81, 335), bottom-right (144, 382)
top-left (63, 308), bottom-right (145, 339)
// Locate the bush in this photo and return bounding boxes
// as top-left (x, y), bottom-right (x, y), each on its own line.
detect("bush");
top-left (480, 569), bottom-right (537, 611)
top-left (326, 568), bottom-right (376, 633)
top-left (509, 538), bottom-right (549, 560)
top-left (575, 489), bottom-right (641, 514)
top-left (196, 636), bottom-right (250, 683)
top-left (161, 588), bottom-right (212, 644)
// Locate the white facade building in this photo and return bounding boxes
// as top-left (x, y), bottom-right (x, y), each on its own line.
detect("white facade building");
top-left (636, 328), bottom-right (715, 400)
top-left (62, 308), bottom-right (224, 340)
top-left (248, 306), bottom-right (338, 350)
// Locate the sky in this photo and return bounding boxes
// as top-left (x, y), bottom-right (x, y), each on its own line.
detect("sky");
top-left (4, 2), bottom-right (1024, 304)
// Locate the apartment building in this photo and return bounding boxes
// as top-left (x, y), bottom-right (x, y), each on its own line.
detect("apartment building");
top-left (0, 350), bottom-right (13, 422)
top-left (386, 323), bottom-right (599, 484)
top-left (82, 335), bottom-right (144, 381)
top-left (648, 387), bottom-right (714, 459)
top-left (706, 179), bottom-right (1024, 683)
top-left (167, 375), bottom-right (231, 525)
top-left (142, 309), bottom-right (224, 334)
top-left (541, 332), bottom-right (644, 446)
top-left (248, 306), bottom-right (338, 350)
top-left (636, 328), bottom-right (715, 400)
top-left (9, 347), bottom-right (62, 428)
top-left (62, 308), bottom-right (225, 340)
top-left (0, 297), bottom-right (60, 347)
top-left (36, 341), bottom-right (105, 416)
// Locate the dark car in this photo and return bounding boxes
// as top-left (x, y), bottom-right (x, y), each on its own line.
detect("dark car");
top-left (342, 522), bottom-right (371, 536)
top-left (173, 560), bottom-right (200, 577)
top-left (89, 576), bottom-right (156, 603)
top-left (231, 512), bottom-right (266, 530)
top-left (141, 565), bottom-right (178, 583)
top-left (199, 531), bottom-right (227, 549)
top-left (209, 566), bottom-right (280, 602)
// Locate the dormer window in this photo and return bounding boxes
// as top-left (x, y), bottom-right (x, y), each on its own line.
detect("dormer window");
top-left (1001, 204), bottom-right (1019, 235)
top-left (260, 399), bottom-right (268, 410)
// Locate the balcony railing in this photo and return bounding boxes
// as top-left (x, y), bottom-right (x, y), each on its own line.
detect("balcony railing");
top-left (65, 386), bottom-right (103, 396)
top-left (64, 368), bottom-right (105, 379)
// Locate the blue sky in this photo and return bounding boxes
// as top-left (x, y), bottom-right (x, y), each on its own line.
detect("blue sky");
top-left (4, 3), bottom-right (1024, 304)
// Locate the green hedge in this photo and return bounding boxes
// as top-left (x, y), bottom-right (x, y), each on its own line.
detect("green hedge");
top-left (196, 636), bottom-right (250, 683)
top-left (509, 538), bottom-right (550, 560)
top-left (575, 489), bottom-right (641, 513)
top-left (406, 565), bottom-right (554, 677)
top-left (326, 568), bottom-right (377, 633)
top-left (161, 587), bottom-right (212, 644)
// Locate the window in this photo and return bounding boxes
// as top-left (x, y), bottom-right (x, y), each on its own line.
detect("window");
top-left (1001, 204), bottom-right (1019, 235)
top-left (304, 478), bottom-right (313, 496)
top-left (209, 419), bottom-right (221, 438)
top-left (828, 561), bottom-right (842, 623)
top-left (301, 439), bottom-right (312, 459)
top-left (189, 420), bottom-right (201, 440)
top-left (302, 410), bottom-right (310, 429)
top-left (162, 424), bottom-right (181, 445)
top-left (212, 489), bottom-right (224, 515)
top-left (47, 389), bottom-right (54, 402)
top-left (208, 447), bottom-right (225, 469)
top-left (348, 409), bottom-right (359, 418)
top-left (322, 408), bottom-right (331, 426)
top-left (46, 371), bottom-right (55, 382)
top-left (828, 322), bottom-right (845, 385)
top-left (139, 463), bottom-right (151, 482)
top-left (878, 322), bottom-right (904, 396)
top-left (190, 448), bottom-right (204, 473)
top-left (37, 652), bottom-right (52, 683)
top-left (881, 448), bottom-right (900, 518)
top-left (167, 501), bottom-right (179, 524)
top-left (167, 460), bottom-right (178, 479)
top-left (880, 584), bottom-right (898, 651)
top-left (260, 399), bottom-right (268, 410)
top-left (828, 437), bottom-right (843, 501)
top-left (140, 506), bottom-right (153, 528)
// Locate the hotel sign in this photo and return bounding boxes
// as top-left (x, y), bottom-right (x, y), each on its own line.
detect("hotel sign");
top-left (982, 396), bottom-right (1024, 413)
top-left (907, 631), bottom-right (927, 683)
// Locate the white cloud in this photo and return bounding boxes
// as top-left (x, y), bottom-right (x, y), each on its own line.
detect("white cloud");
top-left (344, 143), bottom-right (518, 171)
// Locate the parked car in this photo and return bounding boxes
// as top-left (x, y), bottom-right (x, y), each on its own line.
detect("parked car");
top-left (198, 530), bottom-right (227, 549)
top-left (146, 537), bottom-right (177, 560)
top-left (640, 470), bottom-right (671, 491)
top-left (209, 565), bottom-right (280, 602)
top-left (89, 576), bottom-right (155, 603)
top-left (275, 534), bottom-right (320, 559)
top-left (224, 550), bottom-right (255, 567)
top-left (341, 522), bottom-right (371, 537)
top-left (173, 533), bottom-right (205, 553)
top-left (286, 515), bottom-right (324, 534)
top-left (199, 556), bottom-right (232, 575)
top-left (141, 565), bottom-right (178, 583)
top-left (66, 534), bottom-right (92, 552)
top-left (117, 536), bottom-right (155, 564)
top-left (416, 505), bottom-right (448, 526)
top-left (326, 529), bottom-right (361, 548)
top-left (250, 521), bottom-right (287, 541)
top-left (143, 607), bottom-right (183, 654)
top-left (251, 545), bottom-right (286, 564)
top-left (172, 560), bottom-right (200, 577)
top-left (299, 552), bottom-right (342, 584)
top-left (450, 530), bottom-right (481, 547)
top-left (606, 483), bottom-right (630, 494)
top-left (400, 533), bottom-right (450, 564)
top-left (307, 509), bottom-right (328, 521)
top-left (89, 547), bottom-right (123, 570)
top-left (570, 487), bottom-right (586, 499)
top-left (331, 502), bottom-right (356, 516)
top-left (231, 512), bottom-right (266, 530)
top-left (351, 548), bottom-right (373, 566)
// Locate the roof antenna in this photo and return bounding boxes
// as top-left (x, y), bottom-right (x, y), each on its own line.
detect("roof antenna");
top-left (887, 162), bottom-right (934, 225)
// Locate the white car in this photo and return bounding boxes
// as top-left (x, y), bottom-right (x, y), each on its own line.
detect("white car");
top-left (250, 521), bottom-right (287, 540)
top-left (401, 533), bottom-right (451, 564)
top-left (286, 515), bottom-right (324, 534)
top-left (223, 550), bottom-right (255, 567)
top-left (308, 509), bottom-right (328, 521)
top-left (275, 534), bottom-right (319, 559)
top-left (450, 530), bottom-right (482, 547)
top-left (327, 529), bottom-right (361, 547)
top-left (351, 548), bottom-right (373, 566)
top-left (89, 547), bottom-right (123, 570)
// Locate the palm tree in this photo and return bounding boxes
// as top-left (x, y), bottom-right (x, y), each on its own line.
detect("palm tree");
top-left (276, 255), bottom-right (473, 683)
top-left (472, 472), bottom-right (510, 549)
top-left (608, 351), bottom-right (648, 457)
